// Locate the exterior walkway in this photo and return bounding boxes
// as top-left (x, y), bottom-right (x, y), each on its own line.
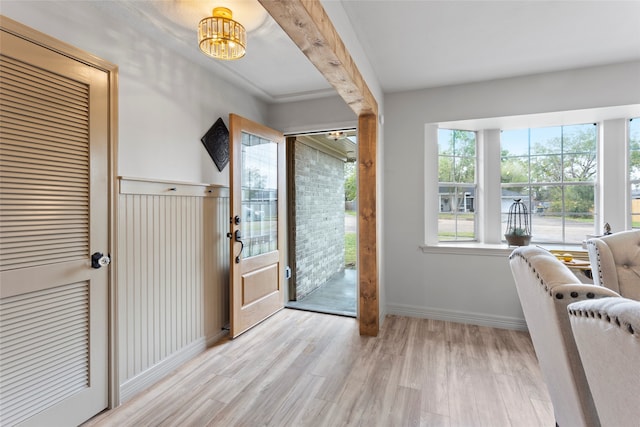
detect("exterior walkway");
top-left (286, 268), bottom-right (356, 317)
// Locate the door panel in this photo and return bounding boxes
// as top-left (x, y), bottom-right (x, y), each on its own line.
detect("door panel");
top-left (229, 114), bottom-right (285, 338)
top-left (243, 264), bottom-right (279, 305)
top-left (0, 28), bottom-right (109, 426)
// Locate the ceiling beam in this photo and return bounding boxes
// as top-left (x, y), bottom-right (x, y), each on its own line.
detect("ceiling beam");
top-left (258, 0), bottom-right (378, 116)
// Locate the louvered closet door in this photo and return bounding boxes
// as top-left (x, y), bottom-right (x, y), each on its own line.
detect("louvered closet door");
top-left (0, 29), bottom-right (109, 426)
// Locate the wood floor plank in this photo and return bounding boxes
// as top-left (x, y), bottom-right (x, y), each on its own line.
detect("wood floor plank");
top-left (328, 375), bottom-right (370, 426)
top-left (467, 366), bottom-right (512, 426)
top-left (531, 397), bottom-right (556, 426)
top-left (398, 317), bottom-right (428, 390)
top-left (266, 373), bottom-right (325, 426)
top-left (313, 338), bottom-right (362, 402)
top-left (390, 386), bottom-right (421, 426)
top-left (420, 410), bottom-right (451, 427)
top-left (354, 350), bottom-right (402, 427)
top-left (379, 314), bottom-right (410, 356)
top-left (84, 309), bottom-right (553, 427)
top-left (234, 366), bottom-right (310, 426)
top-left (285, 397), bottom-right (333, 427)
top-left (159, 385), bottom-right (225, 426)
top-left (420, 330), bottom-right (450, 417)
top-left (495, 373), bottom-right (545, 427)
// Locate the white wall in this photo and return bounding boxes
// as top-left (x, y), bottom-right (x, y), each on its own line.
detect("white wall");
top-left (390, 61), bottom-right (640, 126)
top-left (384, 61), bottom-right (640, 329)
top-left (1, 1), bottom-right (268, 186)
top-left (1, 1), bottom-right (267, 404)
top-left (267, 95), bottom-right (357, 134)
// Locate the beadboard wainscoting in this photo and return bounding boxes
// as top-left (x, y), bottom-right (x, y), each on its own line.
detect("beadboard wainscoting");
top-left (117, 178), bottom-right (229, 403)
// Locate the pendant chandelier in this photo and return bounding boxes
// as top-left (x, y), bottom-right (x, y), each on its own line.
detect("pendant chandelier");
top-left (198, 7), bottom-right (246, 60)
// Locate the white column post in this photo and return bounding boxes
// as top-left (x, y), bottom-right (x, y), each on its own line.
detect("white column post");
top-left (478, 129), bottom-right (502, 243)
top-left (424, 124), bottom-right (439, 245)
top-left (598, 119), bottom-right (628, 233)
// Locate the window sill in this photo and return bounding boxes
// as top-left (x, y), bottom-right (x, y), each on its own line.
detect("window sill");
top-left (420, 242), bottom-right (587, 257)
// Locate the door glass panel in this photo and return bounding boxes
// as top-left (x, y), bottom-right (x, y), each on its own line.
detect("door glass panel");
top-left (241, 132), bottom-right (278, 258)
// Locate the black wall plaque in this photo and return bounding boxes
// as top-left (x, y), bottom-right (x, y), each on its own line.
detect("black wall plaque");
top-left (201, 117), bottom-right (229, 172)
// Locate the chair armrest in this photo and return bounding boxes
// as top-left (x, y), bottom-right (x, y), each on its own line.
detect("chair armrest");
top-left (549, 283), bottom-right (620, 306)
top-left (568, 296), bottom-right (640, 331)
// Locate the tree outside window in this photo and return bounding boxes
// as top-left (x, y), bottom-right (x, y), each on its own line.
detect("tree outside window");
top-left (344, 162), bottom-right (356, 202)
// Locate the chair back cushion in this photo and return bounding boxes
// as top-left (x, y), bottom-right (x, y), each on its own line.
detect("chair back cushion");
top-left (587, 230), bottom-right (640, 300)
top-left (568, 297), bottom-right (640, 427)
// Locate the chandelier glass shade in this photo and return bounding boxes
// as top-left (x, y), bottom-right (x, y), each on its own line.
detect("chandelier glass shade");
top-left (198, 7), bottom-right (246, 60)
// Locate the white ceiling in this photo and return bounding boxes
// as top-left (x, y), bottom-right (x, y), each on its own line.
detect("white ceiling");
top-left (342, 0), bottom-right (640, 93)
top-left (95, 0), bottom-right (334, 103)
top-left (98, 0), bottom-right (640, 103)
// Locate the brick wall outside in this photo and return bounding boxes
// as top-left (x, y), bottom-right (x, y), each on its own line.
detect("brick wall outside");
top-left (295, 141), bottom-right (345, 298)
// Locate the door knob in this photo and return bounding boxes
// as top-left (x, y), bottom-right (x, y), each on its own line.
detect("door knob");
top-left (91, 252), bottom-right (111, 269)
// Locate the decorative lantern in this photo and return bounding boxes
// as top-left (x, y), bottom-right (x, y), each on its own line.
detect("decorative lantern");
top-left (505, 198), bottom-right (531, 246)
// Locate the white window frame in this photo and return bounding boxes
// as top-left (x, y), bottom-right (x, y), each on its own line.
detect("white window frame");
top-left (499, 124), bottom-right (598, 245)
top-left (437, 128), bottom-right (478, 242)
top-left (424, 118), bottom-right (633, 253)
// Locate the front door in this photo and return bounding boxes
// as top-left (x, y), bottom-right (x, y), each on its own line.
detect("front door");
top-left (229, 114), bottom-right (285, 338)
top-left (0, 25), bottom-right (110, 426)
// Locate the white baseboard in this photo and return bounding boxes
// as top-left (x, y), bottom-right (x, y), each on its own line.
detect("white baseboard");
top-left (386, 303), bottom-right (527, 331)
top-left (119, 337), bottom-right (207, 403)
top-left (206, 329), bottom-right (228, 347)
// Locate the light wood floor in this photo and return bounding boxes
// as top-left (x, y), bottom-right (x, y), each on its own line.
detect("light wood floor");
top-left (85, 309), bottom-right (554, 426)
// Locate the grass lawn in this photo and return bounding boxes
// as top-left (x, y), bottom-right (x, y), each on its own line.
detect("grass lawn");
top-left (438, 232), bottom-right (475, 239)
top-left (345, 232), bottom-right (356, 268)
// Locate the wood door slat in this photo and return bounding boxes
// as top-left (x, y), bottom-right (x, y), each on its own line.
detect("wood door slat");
top-left (0, 60), bottom-right (88, 103)
top-left (1, 110), bottom-right (88, 139)
top-left (0, 141), bottom-right (87, 165)
top-left (0, 89), bottom-right (88, 119)
top-left (0, 170), bottom-right (88, 185)
top-left (0, 281), bottom-right (89, 425)
top-left (0, 97), bottom-right (88, 128)
top-left (0, 128), bottom-right (89, 151)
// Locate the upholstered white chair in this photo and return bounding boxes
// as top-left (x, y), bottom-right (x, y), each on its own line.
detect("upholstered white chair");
top-left (586, 229), bottom-right (640, 301)
top-left (568, 297), bottom-right (640, 427)
top-left (509, 246), bottom-right (620, 427)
